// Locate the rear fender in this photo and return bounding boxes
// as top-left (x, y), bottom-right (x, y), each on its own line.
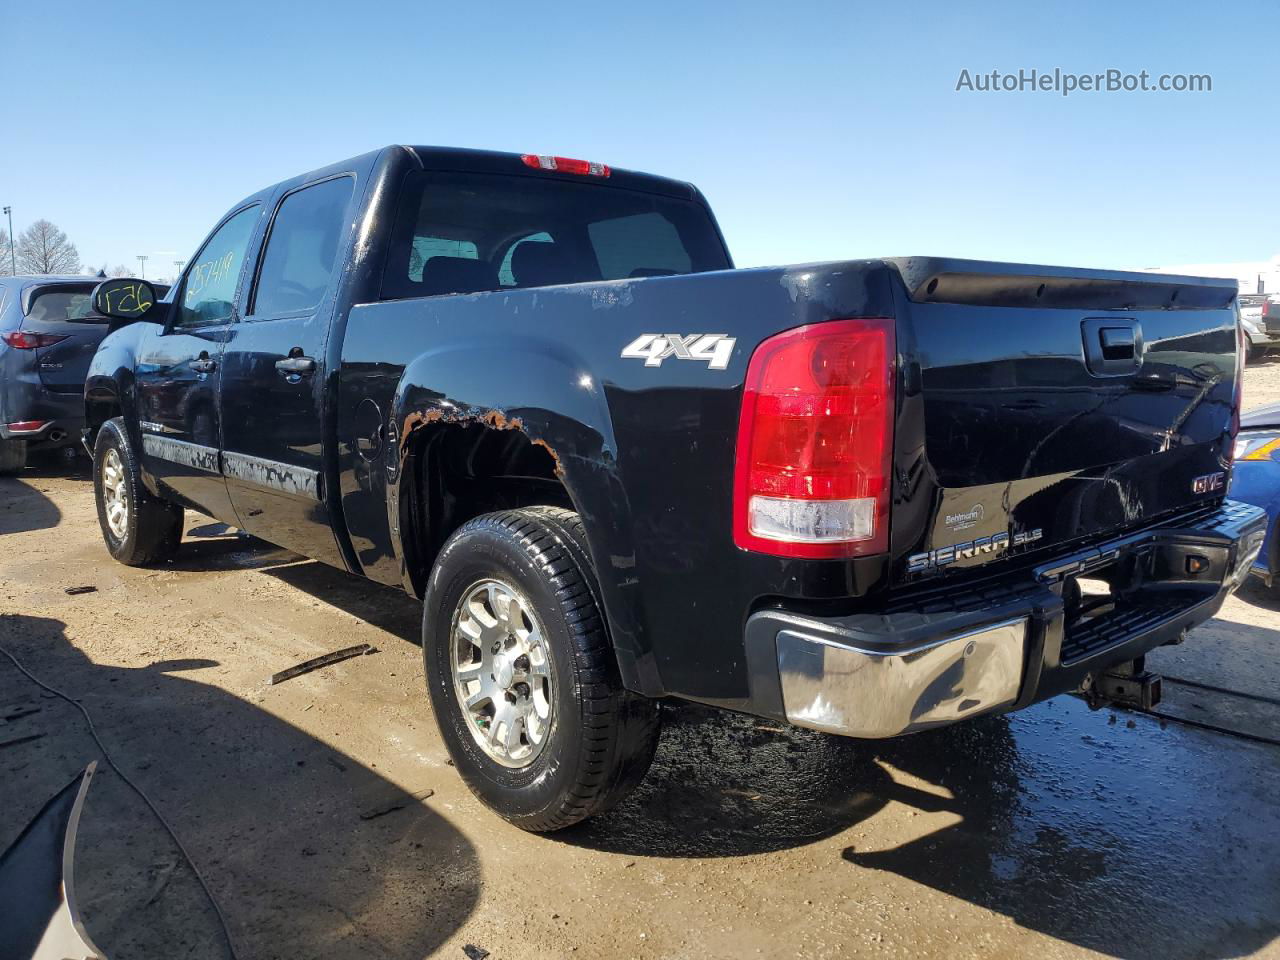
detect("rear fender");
top-left (390, 335), bottom-right (659, 694)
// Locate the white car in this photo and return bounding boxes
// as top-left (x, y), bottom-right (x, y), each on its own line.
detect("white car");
top-left (1239, 294), bottom-right (1274, 361)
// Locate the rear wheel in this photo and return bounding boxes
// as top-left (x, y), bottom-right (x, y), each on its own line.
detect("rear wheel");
top-left (0, 438), bottom-right (26, 476)
top-left (93, 418), bottom-right (184, 565)
top-left (1249, 344), bottom-right (1268, 363)
top-left (423, 506), bottom-right (660, 831)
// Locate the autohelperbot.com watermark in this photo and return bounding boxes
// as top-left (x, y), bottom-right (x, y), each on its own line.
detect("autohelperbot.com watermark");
top-left (955, 68), bottom-right (1211, 96)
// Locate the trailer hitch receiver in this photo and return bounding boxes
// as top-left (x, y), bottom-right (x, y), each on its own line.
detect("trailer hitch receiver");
top-left (1084, 657), bottom-right (1162, 711)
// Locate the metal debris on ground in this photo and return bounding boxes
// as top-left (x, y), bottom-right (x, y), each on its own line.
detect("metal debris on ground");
top-left (462, 946), bottom-right (490, 960)
top-left (63, 586), bottom-right (97, 596)
top-left (358, 787), bottom-right (435, 821)
top-left (269, 644), bottom-right (376, 685)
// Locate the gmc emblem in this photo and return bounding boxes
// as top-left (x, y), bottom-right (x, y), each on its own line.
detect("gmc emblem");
top-left (1191, 472), bottom-right (1225, 495)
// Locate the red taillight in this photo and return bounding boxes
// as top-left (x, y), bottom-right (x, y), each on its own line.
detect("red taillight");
top-left (521, 154), bottom-right (611, 177)
top-left (733, 318), bottom-right (896, 558)
top-left (1264, 301), bottom-right (1272, 318)
top-left (2, 331), bottom-right (68, 350)
top-left (6, 420), bottom-right (49, 433)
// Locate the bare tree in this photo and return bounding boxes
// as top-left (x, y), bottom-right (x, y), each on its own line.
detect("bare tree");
top-left (16, 219), bottom-right (81, 274)
top-left (0, 229), bottom-right (10, 275)
top-left (109, 264), bottom-right (133, 277)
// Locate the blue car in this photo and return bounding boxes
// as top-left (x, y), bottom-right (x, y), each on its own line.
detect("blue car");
top-left (1233, 401), bottom-right (1280, 590)
top-left (0, 276), bottom-right (167, 474)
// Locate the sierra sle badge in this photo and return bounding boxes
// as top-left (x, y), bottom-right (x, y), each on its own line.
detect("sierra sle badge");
top-left (907, 527), bottom-right (1044, 573)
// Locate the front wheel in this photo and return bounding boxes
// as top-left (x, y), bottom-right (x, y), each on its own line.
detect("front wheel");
top-left (423, 507), bottom-right (660, 831)
top-left (93, 418), bottom-right (184, 566)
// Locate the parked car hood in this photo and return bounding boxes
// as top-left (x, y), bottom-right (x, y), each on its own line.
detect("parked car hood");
top-left (1241, 402), bottom-right (1280, 430)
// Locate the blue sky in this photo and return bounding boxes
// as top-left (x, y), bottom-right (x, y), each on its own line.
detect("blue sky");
top-left (1, 0), bottom-right (1274, 281)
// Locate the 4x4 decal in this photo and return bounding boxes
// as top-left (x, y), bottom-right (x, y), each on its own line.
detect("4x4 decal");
top-left (621, 333), bottom-right (736, 370)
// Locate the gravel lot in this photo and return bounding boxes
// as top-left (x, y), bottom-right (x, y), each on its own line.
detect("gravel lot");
top-left (0, 362), bottom-right (1277, 959)
top-left (1246, 351), bottom-right (1280, 409)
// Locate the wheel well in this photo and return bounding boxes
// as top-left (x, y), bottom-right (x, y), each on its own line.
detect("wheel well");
top-left (84, 394), bottom-right (122, 443)
top-left (403, 422), bottom-right (573, 596)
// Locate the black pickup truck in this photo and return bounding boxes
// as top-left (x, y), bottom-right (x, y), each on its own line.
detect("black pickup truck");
top-left (83, 145), bottom-right (1267, 830)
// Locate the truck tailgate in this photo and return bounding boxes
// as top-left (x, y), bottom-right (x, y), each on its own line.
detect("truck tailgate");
top-left (887, 257), bottom-right (1240, 585)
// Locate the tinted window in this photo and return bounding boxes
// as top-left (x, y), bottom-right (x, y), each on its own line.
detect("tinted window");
top-left (589, 213), bottom-right (690, 279)
top-left (382, 172), bottom-right (728, 300)
top-left (497, 232), bottom-right (552, 286)
top-left (24, 285), bottom-right (97, 332)
top-left (178, 206), bottom-right (259, 328)
top-left (253, 177), bottom-right (354, 316)
top-left (410, 237), bottom-right (478, 281)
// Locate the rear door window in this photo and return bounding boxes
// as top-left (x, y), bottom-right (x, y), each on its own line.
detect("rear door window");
top-left (252, 177), bottom-right (355, 317)
top-left (382, 171), bottom-right (728, 300)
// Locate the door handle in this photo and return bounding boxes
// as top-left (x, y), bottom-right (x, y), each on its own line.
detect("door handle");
top-left (275, 354), bottom-right (316, 375)
top-left (191, 358), bottom-right (217, 374)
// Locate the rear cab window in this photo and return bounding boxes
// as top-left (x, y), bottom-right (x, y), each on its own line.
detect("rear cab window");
top-left (381, 171), bottom-right (729, 300)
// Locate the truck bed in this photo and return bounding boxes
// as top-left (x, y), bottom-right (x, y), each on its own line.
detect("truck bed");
top-left (336, 254), bottom-right (1241, 706)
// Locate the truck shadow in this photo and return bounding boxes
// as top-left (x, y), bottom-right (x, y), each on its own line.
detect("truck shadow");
top-left (261, 557), bottom-right (423, 641)
top-left (0, 477), bottom-right (62, 534)
top-left (0, 614), bottom-right (479, 960)
top-left (563, 699), bottom-right (1280, 960)
top-left (1234, 578), bottom-right (1280, 613)
top-left (166, 533), bottom-right (423, 639)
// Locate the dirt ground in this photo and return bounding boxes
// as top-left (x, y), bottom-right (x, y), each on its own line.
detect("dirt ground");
top-left (1246, 350), bottom-right (1280, 409)
top-left (1, 361), bottom-right (1279, 960)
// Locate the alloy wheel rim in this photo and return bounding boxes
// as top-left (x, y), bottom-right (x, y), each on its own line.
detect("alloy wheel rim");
top-left (449, 579), bottom-right (554, 768)
top-left (101, 448), bottom-right (128, 539)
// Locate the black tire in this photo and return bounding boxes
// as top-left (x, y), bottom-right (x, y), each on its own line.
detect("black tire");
top-left (0, 438), bottom-right (26, 476)
top-left (1249, 344), bottom-right (1267, 363)
top-left (93, 417), bottom-right (184, 566)
top-left (423, 506), bottom-right (660, 831)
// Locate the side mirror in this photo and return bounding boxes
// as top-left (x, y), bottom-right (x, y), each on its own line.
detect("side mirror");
top-left (91, 278), bottom-right (159, 321)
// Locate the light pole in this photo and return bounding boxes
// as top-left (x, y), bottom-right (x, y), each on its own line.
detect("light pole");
top-left (174, 260), bottom-right (185, 276)
top-left (2, 206), bottom-right (14, 275)
top-left (136, 255), bottom-right (148, 279)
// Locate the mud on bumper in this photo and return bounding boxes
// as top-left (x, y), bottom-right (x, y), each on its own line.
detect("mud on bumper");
top-left (743, 500), bottom-right (1268, 738)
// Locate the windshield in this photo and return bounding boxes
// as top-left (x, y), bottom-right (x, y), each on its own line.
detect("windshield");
top-left (382, 171), bottom-right (729, 300)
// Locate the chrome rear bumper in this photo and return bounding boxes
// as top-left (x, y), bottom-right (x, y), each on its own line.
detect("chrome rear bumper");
top-left (776, 618), bottom-right (1027, 738)
top-left (741, 499), bottom-right (1267, 739)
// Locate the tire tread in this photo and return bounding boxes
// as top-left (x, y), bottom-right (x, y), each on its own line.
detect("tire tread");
top-left (94, 418), bottom-right (183, 566)
top-left (429, 506), bottom-right (660, 831)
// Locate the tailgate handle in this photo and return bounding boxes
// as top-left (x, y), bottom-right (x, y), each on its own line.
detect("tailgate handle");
top-left (1099, 327), bottom-right (1135, 360)
top-left (1082, 318), bottom-right (1142, 376)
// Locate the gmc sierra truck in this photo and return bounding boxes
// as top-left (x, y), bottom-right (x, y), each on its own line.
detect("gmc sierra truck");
top-left (83, 145), bottom-right (1267, 831)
